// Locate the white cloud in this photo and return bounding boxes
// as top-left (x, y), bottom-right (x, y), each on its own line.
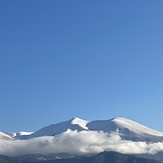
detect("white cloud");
top-left (0, 130), bottom-right (163, 156)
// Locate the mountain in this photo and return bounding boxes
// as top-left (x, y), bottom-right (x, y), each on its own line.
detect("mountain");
top-left (87, 117), bottom-right (163, 142)
top-left (19, 117), bottom-right (163, 142)
top-left (88, 117), bottom-right (163, 136)
top-left (20, 117), bottom-right (89, 139)
top-left (0, 132), bottom-right (13, 140)
top-left (0, 151), bottom-right (162, 163)
top-left (7, 132), bottom-right (33, 139)
top-left (1, 117), bottom-right (163, 160)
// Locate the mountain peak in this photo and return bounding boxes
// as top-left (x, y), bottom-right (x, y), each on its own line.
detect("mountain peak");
top-left (70, 117), bottom-right (89, 130)
top-left (11, 117), bottom-right (163, 142)
top-left (0, 131), bottom-right (13, 140)
top-left (111, 117), bottom-right (163, 136)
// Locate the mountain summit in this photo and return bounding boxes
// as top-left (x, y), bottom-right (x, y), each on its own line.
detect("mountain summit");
top-left (12, 117), bottom-right (163, 142)
top-left (0, 132), bottom-right (13, 140)
top-left (87, 117), bottom-right (163, 142)
top-left (22, 117), bottom-right (89, 139)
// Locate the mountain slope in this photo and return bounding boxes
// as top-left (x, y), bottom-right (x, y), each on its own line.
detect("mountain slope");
top-left (0, 117), bottom-right (163, 158)
top-left (0, 151), bottom-right (162, 163)
top-left (87, 117), bottom-right (163, 142)
top-left (0, 132), bottom-right (13, 140)
top-left (87, 117), bottom-right (163, 136)
top-left (24, 117), bottom-right (89, 139)
top-left (7, 132), bottom-right (33, 139)
top-left (18, 117), bottom-right (163, 142)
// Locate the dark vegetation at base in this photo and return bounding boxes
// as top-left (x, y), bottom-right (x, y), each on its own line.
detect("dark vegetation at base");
top-left (0, 151), bottom-right (162, 163)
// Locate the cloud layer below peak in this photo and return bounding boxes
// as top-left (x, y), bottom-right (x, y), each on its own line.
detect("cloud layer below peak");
top-left (0, 130), bottom-right (163, 156)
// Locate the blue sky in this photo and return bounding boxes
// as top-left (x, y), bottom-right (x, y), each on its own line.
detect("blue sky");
top-left (0, 0), bottom-right (163, 133)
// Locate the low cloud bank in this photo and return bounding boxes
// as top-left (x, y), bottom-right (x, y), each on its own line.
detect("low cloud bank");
top-left (0, 130), bottom-right (163, 156)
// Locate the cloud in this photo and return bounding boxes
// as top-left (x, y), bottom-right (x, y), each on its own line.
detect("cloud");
top-left (0, 130), bottom-right (163, 156)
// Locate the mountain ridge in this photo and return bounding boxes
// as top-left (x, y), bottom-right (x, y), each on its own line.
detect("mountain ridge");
top-left (0, 117), bottom-right (163, 159)
top-left (8, 117), bottom-right (163, 142)
top-left (0, 132), bottom-right (13, 140)
top-left (0, 151), bottom-right (162, 163)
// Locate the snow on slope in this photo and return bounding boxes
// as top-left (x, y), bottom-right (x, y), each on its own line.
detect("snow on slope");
top-left (87, 117), bottom-right (163, 142)
top-left (0, 132), bottom-right (13, 140)
top-left (17, 117), bottom-right (163, 142)
top-left (25, 117), bottom-right (89, 139)
top-left (71, 117), bottom-right (89, 129)
top-left (112, 117), bottom-right (163, 136)
top-left (1, 117), bottom-right (163, 156)
top-left (7, 132), bottom-right (34, 139)
top-left (87, 117), bottom-right (163, 137)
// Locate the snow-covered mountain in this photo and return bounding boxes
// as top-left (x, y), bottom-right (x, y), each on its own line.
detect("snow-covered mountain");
top-left (1, 117), bottom-right (163, 157)
top-left (7, 131), bottom-right (34, 139)
top-left (87, 117), bottom-right (163, 142)
top-left (88, 117), bottom-right (163, 136)
top-left (22, 117), bottom-right (89, 139)
top-left (18, 117), bottom-right (163, 142)
top-left (0, 132), bottom-right (13, 140)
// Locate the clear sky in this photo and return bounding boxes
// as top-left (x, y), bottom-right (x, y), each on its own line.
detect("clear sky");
top-left (0, 0), bottom-right (163, 133)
